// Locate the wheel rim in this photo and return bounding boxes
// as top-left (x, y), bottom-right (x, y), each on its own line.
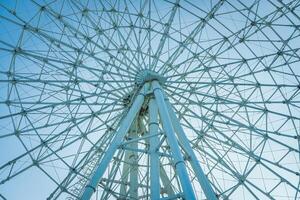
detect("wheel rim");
top-left (0, 1), bottom-right (300, 199)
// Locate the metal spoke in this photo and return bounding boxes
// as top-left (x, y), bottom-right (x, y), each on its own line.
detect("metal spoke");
top-left (0, 0), bottom-right (299, 200)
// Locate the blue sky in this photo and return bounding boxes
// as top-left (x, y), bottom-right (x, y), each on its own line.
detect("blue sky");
top-left (0, 0), bottom-right (300, 199)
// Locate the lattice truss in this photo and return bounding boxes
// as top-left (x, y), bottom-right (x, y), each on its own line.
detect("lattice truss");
top-left (0, 0), bottom-right (300, 200)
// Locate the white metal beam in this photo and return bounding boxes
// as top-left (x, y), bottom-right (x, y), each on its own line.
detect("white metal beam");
top-left (152, 80), bottom-right (196, 200)
top-left (80, 84), bottom-right (149, 200)
top-left (128, 121), bottom-right (139, 199)
top-left (149, 98), bottom-right (160, 199)
top-left (166, 100), bottom-right (217, 200)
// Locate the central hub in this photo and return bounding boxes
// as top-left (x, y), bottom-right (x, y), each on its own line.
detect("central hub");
top-left (135, 70), bottom-right (166, 86)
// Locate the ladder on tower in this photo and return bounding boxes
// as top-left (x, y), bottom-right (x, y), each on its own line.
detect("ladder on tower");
top-left (67, 150), bottom-right (102, 199)
top-left (66, 116), bottom-right (123, 199)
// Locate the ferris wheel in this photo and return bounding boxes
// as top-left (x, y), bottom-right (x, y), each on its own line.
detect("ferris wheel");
top-left (0, 0), bottom-right (300, 199)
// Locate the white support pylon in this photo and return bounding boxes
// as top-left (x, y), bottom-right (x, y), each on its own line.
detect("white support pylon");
top-left (128, 120), bottom-right (139, 199)
top-left (119, 147), bottom-right (130, 198)
top-left (152, 80), bottom-right (196, 200)
top-left (149, 98), bottom-right (160, 199)
top-left (166, 100), bottom-right (218, 200)
top-left (80, 84), bottom-right (149, 200)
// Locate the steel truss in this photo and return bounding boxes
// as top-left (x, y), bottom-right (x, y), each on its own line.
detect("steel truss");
top-left (0, 0), bottom-right (300, 200)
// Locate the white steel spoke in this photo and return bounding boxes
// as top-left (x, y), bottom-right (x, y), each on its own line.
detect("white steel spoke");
top-left (0, 1), bottom-right (299, 200)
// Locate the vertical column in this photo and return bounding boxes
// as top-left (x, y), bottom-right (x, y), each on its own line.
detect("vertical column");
top-left (128, 121), bottom-right (139, 199)
top-left (166, 100), bottom-right (217, 200)
top-left (119, 151), bottom-right (130, 198)
top-left (80, 84), bottom-right (148, 200)
top-left (152, 81), bottom-right (196, 200)
top-left (160, 165), bottom-right (175, 196)
top-left (149, 98), bottom-right (160, 199)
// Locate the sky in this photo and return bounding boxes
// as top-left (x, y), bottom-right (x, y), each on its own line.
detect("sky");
top-left (0, 0), bottom-right (300, 199)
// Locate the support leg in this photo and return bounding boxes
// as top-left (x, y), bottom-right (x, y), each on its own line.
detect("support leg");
top-left (166, 100), bottom-right (217, 200)
top-left (80, 84), bottom-right (148, 200)
top-left (119, 150), bottom-right (130, 199)
top-left (128, 121), bottom-right (139, 199)
top-left (149, 98), bottom-right (160, 199)
top-left (152, 81), bottom-right (196, 200)
top-left (160, 165), bottom-right (175, 196)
